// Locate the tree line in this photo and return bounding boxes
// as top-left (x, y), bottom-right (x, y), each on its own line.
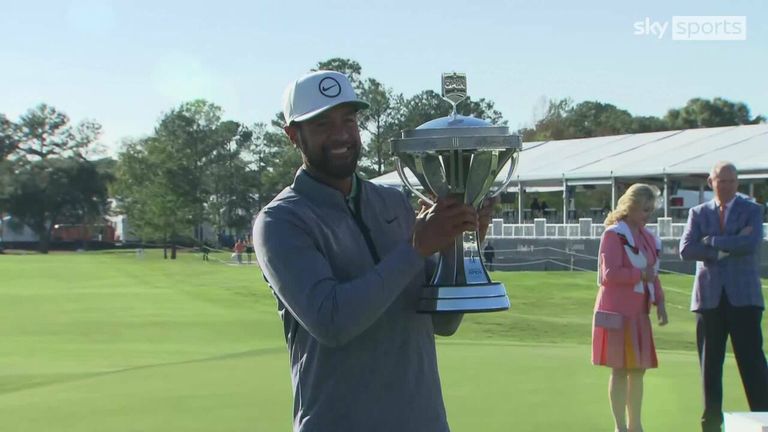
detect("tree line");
top-left (520, 97), bottom-right (764, 142)
top-left (1, 57), bottom-right (763, 253)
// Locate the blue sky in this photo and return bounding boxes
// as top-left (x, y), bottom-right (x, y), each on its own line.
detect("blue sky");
top-left (2, 0), bottom-right (765, 156)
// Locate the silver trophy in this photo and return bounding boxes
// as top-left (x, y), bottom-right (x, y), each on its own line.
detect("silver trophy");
top-left (390, 73), bottom-right (521, 313)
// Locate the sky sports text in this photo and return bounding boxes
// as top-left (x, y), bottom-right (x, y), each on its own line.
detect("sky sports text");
top-left (634, 16), bottom-right (746, 40)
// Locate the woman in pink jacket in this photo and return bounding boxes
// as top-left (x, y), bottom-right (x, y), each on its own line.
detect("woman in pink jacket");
top-left (592, 183), bottom-right (669, 432)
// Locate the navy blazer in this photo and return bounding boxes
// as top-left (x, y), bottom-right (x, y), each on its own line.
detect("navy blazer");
top-left (679, 196), bottom-right (764, 311)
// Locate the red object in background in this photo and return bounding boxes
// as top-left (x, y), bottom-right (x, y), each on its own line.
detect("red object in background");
top-left (669, 196), bottom-right (684, 207)
top-left (51, 223), bottom-right (116, 242)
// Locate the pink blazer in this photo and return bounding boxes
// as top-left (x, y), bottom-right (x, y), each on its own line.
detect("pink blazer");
top-left (595, 228), bottom-right (664, 318)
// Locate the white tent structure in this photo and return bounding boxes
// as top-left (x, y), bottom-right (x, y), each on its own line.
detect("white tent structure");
top-left (372, 123), bottom-right (768, 223)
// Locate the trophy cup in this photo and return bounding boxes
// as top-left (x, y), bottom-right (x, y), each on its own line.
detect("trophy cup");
top-left (389, 73), bottom-right (521, 313)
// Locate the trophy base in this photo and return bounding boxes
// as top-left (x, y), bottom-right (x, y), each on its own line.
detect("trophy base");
top-left (417, 283), bottom-right (510, 313)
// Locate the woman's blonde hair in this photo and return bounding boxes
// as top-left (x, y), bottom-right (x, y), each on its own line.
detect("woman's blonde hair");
top-left (604, 183), bottom-right (661, 227)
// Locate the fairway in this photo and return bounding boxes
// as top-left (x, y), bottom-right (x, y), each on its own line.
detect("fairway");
top-left (1, 250), bottom-right (764, 431)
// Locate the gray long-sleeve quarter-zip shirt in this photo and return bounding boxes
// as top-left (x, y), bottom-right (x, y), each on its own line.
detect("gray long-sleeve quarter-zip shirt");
top-left (253, 168), bottom-right (460, 432)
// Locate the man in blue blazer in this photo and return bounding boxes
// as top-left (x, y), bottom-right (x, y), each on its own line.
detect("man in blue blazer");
top-left (680, 161), bottom-right (768, 432)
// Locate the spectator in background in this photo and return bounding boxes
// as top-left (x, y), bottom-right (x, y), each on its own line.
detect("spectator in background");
top-left (568, 197), bottom-right (577, 221)
top-left (540, 200), bottom-right (549, 220)
top-left (679, 161), bottom-right (768, 432)
top-left (593, 183), bottom-right (668, 432)
top-left (483, 243), bottom-right (495, 271)
top-left (602, 201), bottom-right (612, 217)
top-left (233, 239), bottom-right (246, 264)
top-left (530, 197), bottom-right (541, 219)
top-left (245, 237), bottom-right (254, 264)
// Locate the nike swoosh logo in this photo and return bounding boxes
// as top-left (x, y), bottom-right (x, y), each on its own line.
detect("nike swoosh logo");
top-left (321, 84), bottom-right (338, 92)
top-left (385, 217), bottom-right (398, 224)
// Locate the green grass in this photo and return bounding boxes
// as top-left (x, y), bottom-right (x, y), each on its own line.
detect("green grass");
top-left (0, 250), bottom-right (765, 431)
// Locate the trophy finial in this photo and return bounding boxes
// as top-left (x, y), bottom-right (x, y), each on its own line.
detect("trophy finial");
top-left (441, 72), bottom-right (467, 118)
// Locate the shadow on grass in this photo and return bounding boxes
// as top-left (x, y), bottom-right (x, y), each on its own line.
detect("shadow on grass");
top-left (0, 346), bottom-right (285, 395)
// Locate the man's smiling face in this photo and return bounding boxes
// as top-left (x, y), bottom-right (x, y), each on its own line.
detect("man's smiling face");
top-left (291, 103), bottom-right (362, 181)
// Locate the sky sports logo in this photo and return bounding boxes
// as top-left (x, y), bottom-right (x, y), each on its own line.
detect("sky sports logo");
top-left (634, 16), bottom-right (747, 40)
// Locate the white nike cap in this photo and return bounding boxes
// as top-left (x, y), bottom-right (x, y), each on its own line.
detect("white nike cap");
top-left (282, 70), bottom-right (369, 126)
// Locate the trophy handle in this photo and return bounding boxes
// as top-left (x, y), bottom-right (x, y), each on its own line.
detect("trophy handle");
top-left (395, 158), bottom-right (435, 206)
top-left (488, 151), bottom-right (518, 198)
top-left (466, 150), bottom-right (500, 208)
top-left (414, 154), bottom-right (449, 198)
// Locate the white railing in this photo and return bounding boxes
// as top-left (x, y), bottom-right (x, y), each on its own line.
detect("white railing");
top-left (488, 218), bottom-right (768, 240)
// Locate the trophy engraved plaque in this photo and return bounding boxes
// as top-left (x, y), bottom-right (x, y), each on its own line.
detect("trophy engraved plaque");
top-left (390, 73), bottom-right (521, 313)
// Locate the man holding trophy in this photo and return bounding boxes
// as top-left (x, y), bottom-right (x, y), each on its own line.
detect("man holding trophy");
top-left (253, 70), bottom-right (517, 431)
